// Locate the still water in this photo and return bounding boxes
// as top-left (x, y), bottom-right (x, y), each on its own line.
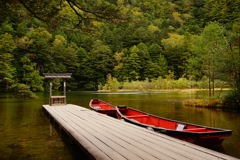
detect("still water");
top-left (0, 90), bottom-right (240, 159)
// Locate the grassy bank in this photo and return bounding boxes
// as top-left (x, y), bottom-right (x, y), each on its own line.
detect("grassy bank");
top-left (99, 76), bottom-right (230, 92)
top-left (182, 98), bottom-right (222, 108)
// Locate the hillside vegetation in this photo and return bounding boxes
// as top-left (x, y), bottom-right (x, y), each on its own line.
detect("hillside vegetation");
top-left (0, 0), bottom-right (239, 106)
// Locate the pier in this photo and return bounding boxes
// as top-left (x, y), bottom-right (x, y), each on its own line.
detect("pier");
top-left (42, 104), bottom-right (239, 160)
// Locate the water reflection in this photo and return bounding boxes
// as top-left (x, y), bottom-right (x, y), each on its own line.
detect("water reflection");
top-left (47, 116), bottom-right (90, 159)
top-left (0, 93), bottom-right (72, 159)
top-left (94, 91), bottom-right (179, 95)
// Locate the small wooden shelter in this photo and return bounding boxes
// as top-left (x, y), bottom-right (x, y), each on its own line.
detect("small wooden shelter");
top-left (43, 73), bottom-right (72, 106)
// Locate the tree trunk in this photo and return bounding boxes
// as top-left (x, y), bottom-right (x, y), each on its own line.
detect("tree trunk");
top-left (212, 56), bottom-right (215, 97)
top-left (208, 52), bottom-right (212, 97)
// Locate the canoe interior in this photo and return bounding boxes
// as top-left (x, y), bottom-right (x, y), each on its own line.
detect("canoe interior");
top-left (90, 99), bottom-right (116, 110)
top-left (118, 107), bottom-right (227, 133)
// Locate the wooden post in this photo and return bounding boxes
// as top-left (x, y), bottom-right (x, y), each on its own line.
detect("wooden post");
top-left (50, 79), bottom-right (53, 105)
top-left (64, 79), bottom-right (66, 104)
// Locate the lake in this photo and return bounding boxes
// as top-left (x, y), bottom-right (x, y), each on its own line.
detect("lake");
top-left (0, 90), bottom-right (240, 159)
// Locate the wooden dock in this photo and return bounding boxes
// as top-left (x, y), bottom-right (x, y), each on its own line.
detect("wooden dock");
top-left (42, 104), bottom-right (239, 160)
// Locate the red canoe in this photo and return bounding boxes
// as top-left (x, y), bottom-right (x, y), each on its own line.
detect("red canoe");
top-left (89, 99), bottom-right (233, 146)
top-left (116, 105), bottom-right (232, 146)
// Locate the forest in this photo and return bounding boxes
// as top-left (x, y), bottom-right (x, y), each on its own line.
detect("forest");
top-left (0, 0), bottom-right (239, 107)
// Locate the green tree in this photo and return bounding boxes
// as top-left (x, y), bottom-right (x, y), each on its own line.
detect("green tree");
top-left (220, 24), bottom-right (240, 108)
top-left (20, 56), bottom-right (44, 91)
top-left (103, 73), bottom-right (120, 91)
top-left (133, 26), bottom-right (151, 44)
top-left (85, 40), bottom-right (114, 89)
top-left (137, 42), bottom-right (160, 80)
top-left (204, 0), bottom-right (240, 25)
top-left (76, 55), bottom-right (100, 90)
top-left (90, 40), bottom-right (113, 75)
top-left (27, 27), bottom-right (53, 72)
top-left (164, 70), bottom-right (175, 89)
top-left (123, 47), bottom-right (142, 81)
top-left (0, 33), bottom-right (16, 91)
top-left (161, 34), bottom-right (184, 78)
top-left (113, 51), bottom-right (126, 81)
top-left (64, 42), bottom-right (80, 72)
top-left (0, 22), bottom-right (15, 35)
top-left (191, 22), bottom-right (229, 97)
top-left (185, 57), bottom-right (203, 79)
top-left (51, 35), bottom-right (68, 72)
top-left (142, 61), bottom-right (162, 79)
top-left (148, 43), bottom-right (162, 63)
top-left (162, 33), bottom-right (192, 78)
top-left (158, 54), bottom-right (168, 76)
top-left (51, 35), bottom-right (79, 72)
top-left (137, 42), bottom-right (151, 61)
top-left (226, 24), bottom-right (240, 90)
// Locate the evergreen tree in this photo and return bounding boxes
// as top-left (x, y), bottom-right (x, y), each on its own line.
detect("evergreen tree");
top-left (27, 27), bottom-right (53, 72)
top-left (20, 56), bottom-right (44, 91)
top-left (84, 40), bottom-right (114, 89)
top-left (89, 40), bottom-right (113, 75)
top-left (113, 51), bottom-right (126, 81)
top-left (148, 43), bottom-right (162, 63)
top-left (191, 22), bottom-right (229, 97)
top-left (123, 47), bottom-right (142, 81)
top-left (0, 33), bottom-right (16, 91)
top-left (142, 61), bottom-right (161, 79)
top-left (158, 54), bottom-right (168, 76)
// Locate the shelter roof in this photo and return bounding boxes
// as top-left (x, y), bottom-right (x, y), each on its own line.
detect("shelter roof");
top-left (43, 73), bottom-right (72, 78)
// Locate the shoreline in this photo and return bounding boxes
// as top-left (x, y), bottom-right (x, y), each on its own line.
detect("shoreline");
top-left (98, 88), bottom-right (232, 92)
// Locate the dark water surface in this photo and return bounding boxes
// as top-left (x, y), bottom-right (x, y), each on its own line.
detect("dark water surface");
top-left (0, 91), bottom-right (240, 159)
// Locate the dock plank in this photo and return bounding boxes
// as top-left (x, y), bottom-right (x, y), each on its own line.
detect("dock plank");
top-left (56, 106), bottom-right (168, 160)
top-left (53, 106), bottom-right (142, 160)
top-left (59, 106), bottom-right (188, 160)
top-left (43, 104), bottom-right (239, 160)
top-left (64, 106), bottom-right (224, 160)
top-left (57, 105), bottom-right (216, 160)
top-left (45, 106), bottom-right (118, 160)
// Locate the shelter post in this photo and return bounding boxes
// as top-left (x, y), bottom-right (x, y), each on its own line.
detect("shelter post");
top-left (64, 78), bottom-right (66, 104)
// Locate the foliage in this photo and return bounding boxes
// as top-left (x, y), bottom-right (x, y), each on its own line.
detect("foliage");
top-left (0, 0), bottom-right (239, 101)
top-left (222, 90), bottom-right (240, 109)
top-left (177, 78), bottom-right (188, 89)
top-left (0, 0), bottom-right (130, 31)
top-left (0, 33), bottom-right (16, 91)
top-left (8, 83), bottom-right (37, 98)
top-left (100, 75), bottom-right (227, 91)
top-left (20, 56), bottom-right (44, 91)
top-left (189, 21), bottom-right (239, 97)
top-left (102, 74), bottom-right (120, 91)
top-left (123, 49), bottom-right (142, 81)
